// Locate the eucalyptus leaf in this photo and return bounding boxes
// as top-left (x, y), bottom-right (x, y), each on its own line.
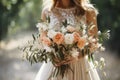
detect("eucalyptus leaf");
top-left (33, 55), bottom-right (37, 63)
top-left (46, 16), bottom-right (50, 23)
top-left (81, 49), bottom-right (84, 56)
top-left (29, 45), bottom-right (33, 51)
top-left (32, 34), bottom-right (36, 41)
top-left (25, 52), bottom-right (29, 60)
top-left (62, 19), bottom-right (68, 27)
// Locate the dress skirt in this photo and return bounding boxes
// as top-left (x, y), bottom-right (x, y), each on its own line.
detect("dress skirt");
top-left (34, 56), bottom-right (100, 80)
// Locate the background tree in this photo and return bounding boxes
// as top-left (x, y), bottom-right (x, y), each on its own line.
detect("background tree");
top-left (0, 0), bottom-right (24, 40)
top-left (0, 0), bottom-right (42, 40)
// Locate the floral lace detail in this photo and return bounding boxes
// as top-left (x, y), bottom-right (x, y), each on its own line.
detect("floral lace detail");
top-left (45, 7), bottom-right (86, 30)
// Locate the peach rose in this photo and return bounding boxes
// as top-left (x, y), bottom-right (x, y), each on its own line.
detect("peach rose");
top-left (66, 25), bottom-right (75, 32)
top-left (73, 32), bottom-right (81, 42)
top-left (42, 37), bottom-right (51, 46)
top-left (77, 37), bottom-right (86, 49)
top-left (53, 32), bottom-right (64, 45)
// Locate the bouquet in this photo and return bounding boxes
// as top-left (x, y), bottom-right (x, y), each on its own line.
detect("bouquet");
top-left (21, 18), bottom-right (110, 77)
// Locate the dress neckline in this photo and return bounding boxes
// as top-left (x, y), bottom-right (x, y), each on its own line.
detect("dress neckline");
top-left (54, 6), bottom-right (76, 11)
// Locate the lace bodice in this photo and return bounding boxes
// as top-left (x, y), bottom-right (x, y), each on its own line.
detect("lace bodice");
top-left (44, 7), bottom-right (86, 30)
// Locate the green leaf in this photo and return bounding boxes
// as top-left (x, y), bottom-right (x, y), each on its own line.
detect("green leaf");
top-left (56, 68), bottom-right (60, 77)
top-left (62, 19), bottom-right (68, 27)
top-left (58, 47), bottom-right (64, 60)
top-left (81, 49), bottom-right (84, 56)
top-left (25, 52), bottom-right (29, 60)
top-left (91, 54), bottom-right (94, 63)
top-left (44, 55), bottom-right (48, 63)
top-left (53, 68), bottom-right (57, 77)
top-left (29, 45), bottom-right (33, 51)
top-left (31, 60), bottom-right (33, 66)
top-left (33, 55), bottom-right (37, 63)
top-left (46, 16), bottom-right (50, 23)
top-left (32, 34), bottom-right (36, 41)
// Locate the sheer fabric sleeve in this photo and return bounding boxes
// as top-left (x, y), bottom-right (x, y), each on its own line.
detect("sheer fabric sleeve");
top-left (40, 8), bottom-right (50, 37)
top-left (86, 10), bottom-right (98, 37)
top-left (41, 7), bottom-right (49, 21)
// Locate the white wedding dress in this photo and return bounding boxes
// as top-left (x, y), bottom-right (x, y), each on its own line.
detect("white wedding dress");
top-left (35, 7), bottom-right (100, 80)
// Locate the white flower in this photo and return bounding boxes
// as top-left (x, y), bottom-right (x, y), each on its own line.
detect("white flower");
top-left (85, 42), bottom-right (89, 46)
top-left (36, 23), bottom-right (48, 32)
top-left (88, 36), bottom-right (93, 41)
top-left (100, 46), bottom-right (106, 51)
top-left (82, 29), bottom-right (86, 35)
top-left (106, 30), bottom-right (110, 39)
top-left (61, 26), bottom-right (67, 33)
top-left (96, 43), bottom-right (102, 48)
top-left (100, 57), bottom-right (105, 67)
top-left (92, 39), bottom-right (96, 42)
top-left (82, 24), bottom-right (87, 29)
top-left (83, 35), bottom-right (88, 39)
top-left (64, 34), bottom-right (74, 44)
top-left (36, 23), bottom-right (41, 28)
top-left (88, 36), bottom-right (96, 43)
top-left (100, 57), bottom-right (105, 62)
top-left (107, 30), bottom-right (110, 33)
top-left (70, 48), bottom-right (79, 58)
top-left (47, 30), bottom-right (57, 38)
top-left (98, 31), bottom-right (101, 35)
top-left (94, 61), bottom-right (99, 67)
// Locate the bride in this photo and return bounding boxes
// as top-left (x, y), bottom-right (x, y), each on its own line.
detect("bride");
top-left (35, 0), bottom-right (100, 80)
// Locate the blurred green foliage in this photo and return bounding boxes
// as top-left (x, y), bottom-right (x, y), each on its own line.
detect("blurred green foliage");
top-left (91, 0), bottom-right (120, 53)
top-left (0, 0), bottom-right (120, 52)
top-left (0, 0), bottom-right (42, 40)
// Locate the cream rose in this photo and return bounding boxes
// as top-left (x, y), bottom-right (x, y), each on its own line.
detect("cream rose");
top-left (64, 33), bottom-right (74, 44)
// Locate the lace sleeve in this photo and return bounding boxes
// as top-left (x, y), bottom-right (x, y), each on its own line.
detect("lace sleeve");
top-left (86, 10), bottom-right (98, 37)
top-left (41, 7), bottom-right (50, 21)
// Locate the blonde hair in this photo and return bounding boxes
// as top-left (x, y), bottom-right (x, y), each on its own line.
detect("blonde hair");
top-left (42, 0), bottom-right (98, 15)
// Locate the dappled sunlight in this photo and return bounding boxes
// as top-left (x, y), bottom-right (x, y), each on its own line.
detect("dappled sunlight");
top-left (0, 31), bottom-right (41, 80)
top-left (0, 33), bottom-right (33, 51)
